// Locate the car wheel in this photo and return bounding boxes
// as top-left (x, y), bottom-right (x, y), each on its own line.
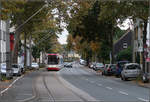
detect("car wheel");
top-left (121, 75), bottom-right (124, 80)
top-left (122, 76), bottom-right (127, 81)
top-left (18, 72), bottom-right (21, 76)
top-left (102, 72), bottom-right (104, 75)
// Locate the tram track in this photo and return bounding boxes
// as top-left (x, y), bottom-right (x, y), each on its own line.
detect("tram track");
top-left (42, 73), bottom-right (56, 102)
top-left (24, 70), bottom-right (90, 102)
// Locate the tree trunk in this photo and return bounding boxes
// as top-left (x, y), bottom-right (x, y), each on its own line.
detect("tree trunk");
top-left (110, 27), bottom-right (115, 64)
top-left (29, 34), bottom-right (32, 67)
top-left (13, 37), bottom-right (19, 63)
top-left (142, 21), bottom-right (147, 73)
top-left (12, 19), bottom-right (22, 64)
top-left (24, 32), bottom-right (27, 69)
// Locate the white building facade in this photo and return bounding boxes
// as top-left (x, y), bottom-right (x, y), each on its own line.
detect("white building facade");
top-left (0, 20), bottom-right (6, 64)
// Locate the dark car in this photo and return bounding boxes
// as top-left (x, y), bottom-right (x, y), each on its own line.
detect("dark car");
top-left (102, 64), bottom-right (116, 76)
top-left (115, 61), bottom-right (129, 77)
top-left (64, 62), bottom-right (73, 68)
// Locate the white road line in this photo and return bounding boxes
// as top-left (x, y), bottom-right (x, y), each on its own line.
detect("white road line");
top-left (0, 75), bottom-right (24, 95)
top-left (85, 79), bottom-right (88, 81)
top-left (119, 91), bottom-right (128, 96)
top-left (137, 97), bottom-right (149, 102)
top-left (90, 81), bottom-right (94, 83)
top-left (106, 87), bottom-right (112, 90)
top-left (97, 84), bottom-right (102, 86)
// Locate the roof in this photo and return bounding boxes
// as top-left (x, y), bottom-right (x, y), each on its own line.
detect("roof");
top-left (117, 61), bottom-right (129, 63)
top-left (47, 54), bottom-right (58, 56)
top-left (125, 63), bottom-right (140, 66)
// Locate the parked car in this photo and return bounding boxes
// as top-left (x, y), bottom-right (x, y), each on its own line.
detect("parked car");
top-left (64, 62), bottom-right (68, 67)
top-left (89, 62), bottom-right (95, 69)
top-left (1, 63), bottom-right (7, 76)
top-left (121, 63), bottom-right (141, 81)
top-left (0, 63), bottom-right (13, 78)
top-left (115, 61), bottom-right (129, 77)
top-left (18, 63), bottom-right (25, 74)
top-left (102, 64), bottom-right (116, 75)
top-left (104, 64), bottom-right (110, 69)
top-left (31, 62), bottom-right (39, 70)
top-left (79, 59), bottom-right (87, 65)
top-left (12, 64), bottom-right (22, 76)
top-left (93, 63), bottom-right (104, 71)
top-left (79, 59), bottom-right (84, 65)
top-left (64, 62), bottom-right (73, 68)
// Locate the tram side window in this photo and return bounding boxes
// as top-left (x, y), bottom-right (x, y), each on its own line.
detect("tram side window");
top-left (48, 55), bottom-right (59, 64)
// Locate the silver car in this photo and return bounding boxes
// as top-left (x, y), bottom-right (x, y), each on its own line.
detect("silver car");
top-left (121, 63), bottom-right (141, 81)
top-left (31, 62), bottom-right (39, 70)
top-left (93, 63), bottom-right (104, 71)
top-left (0, 63), bottom-right (13, 78)
top-left (12, 64), bottom-right (22, 76)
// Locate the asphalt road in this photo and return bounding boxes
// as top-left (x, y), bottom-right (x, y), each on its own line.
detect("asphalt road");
top-left (0, 63), bottom-right (150, 102)
top-left (60, 63), bottom-right (150, 102)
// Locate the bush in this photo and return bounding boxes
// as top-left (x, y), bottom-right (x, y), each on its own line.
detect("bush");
top-left (116, 47), bottom-right (132, 62)
top-left (39, 64), bottom-right (46, 68)
top-left (1, 75), bottom-right (8, 81)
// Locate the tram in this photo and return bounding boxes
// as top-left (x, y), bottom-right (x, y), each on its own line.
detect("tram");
top-left (46, 54), bottom-right (63, 71)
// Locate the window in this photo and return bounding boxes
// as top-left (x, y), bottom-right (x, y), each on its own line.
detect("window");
top-left (126, 65), bottom-right (140, 70)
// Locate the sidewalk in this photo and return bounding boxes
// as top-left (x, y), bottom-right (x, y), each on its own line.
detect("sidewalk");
top-left (0, 77), bottom-right (17, 93)
top-left (0, 70), bottom-right (31, 94)
top-left (135, 81), bottom-right (150, 89)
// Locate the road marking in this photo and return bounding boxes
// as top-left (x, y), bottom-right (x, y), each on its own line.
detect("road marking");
top-left (57, 73), bottom-right (98, 101)
top-left (137, 97), bottom-right (149, 102)
top-left (119, 91), bottom-right (128, 95)
top-left (90, 81), bottom-right (94, 83)
top-left (97, 84), bottom-right (102, 86)
top-left (106, 87), bottom-right (112, 90)
top-left (85, 79), bottom-right (88, 81)
top-left (0, 75), bottom-right (24, 95)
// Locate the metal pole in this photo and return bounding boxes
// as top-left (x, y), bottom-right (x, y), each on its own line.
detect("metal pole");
top-left (148, 0), bottom-right (150, 72)
top-left (130, 19), bottom-right (136, 63)
top-left (0, 0), bottom-right (2, 81)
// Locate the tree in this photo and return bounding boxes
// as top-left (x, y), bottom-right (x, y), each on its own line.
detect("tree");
top-left (32, 46), bottom-right (40, 62)
top-left (116, 47), bottom-right (132, 62)
top-left (2, 0), bottom-right (67, 65)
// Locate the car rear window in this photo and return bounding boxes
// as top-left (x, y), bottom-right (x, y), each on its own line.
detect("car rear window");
top-left (118, 62), bottom-right (128, 68)
top-left (12, 65), bottom-right (18, 68)
top-left (110, 65), bottom-right (116, 69)
top-left (32, 63), bottom-right (38, 65)
top-left (126, 65), bottom-right (140, 70)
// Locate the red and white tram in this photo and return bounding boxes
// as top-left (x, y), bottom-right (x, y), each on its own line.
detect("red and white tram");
top-left (46, 54), bottom-right (63, 71)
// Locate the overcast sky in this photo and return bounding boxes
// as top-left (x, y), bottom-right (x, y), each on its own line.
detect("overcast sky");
top-left (58, 19), bottom-right (150, 45)
top-left (58, 28), bottom-right (68, 44)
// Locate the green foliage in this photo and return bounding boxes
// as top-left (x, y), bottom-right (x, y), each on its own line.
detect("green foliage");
top-left (98, 41), bottom-right (111, 62)
top-left (114, 27), bottom-right (127, 42)
top-left (32, 46), bottom-right (41, 59)
top-left (116, 47), bottom-right (132, 62)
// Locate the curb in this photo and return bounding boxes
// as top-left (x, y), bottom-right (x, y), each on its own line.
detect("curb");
top-left (136, 82), bottom-right (150, 89)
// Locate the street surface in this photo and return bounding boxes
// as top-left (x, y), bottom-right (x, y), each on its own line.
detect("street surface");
top-left (0, 63), bottom-right (149, 102)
